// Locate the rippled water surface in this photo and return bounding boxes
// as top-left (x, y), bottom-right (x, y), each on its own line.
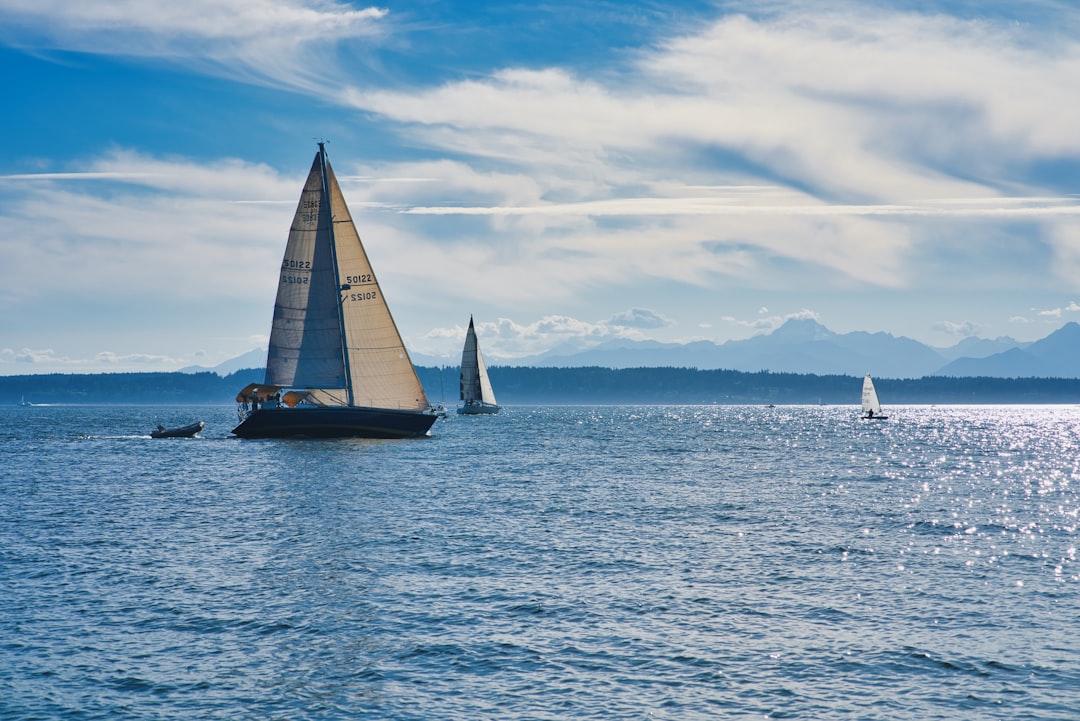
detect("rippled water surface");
top-left (2, 404), bottom-right (1078, 719)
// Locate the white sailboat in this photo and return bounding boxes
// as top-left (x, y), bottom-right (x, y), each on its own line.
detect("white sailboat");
top-left (458, 315), bottom-right (500, 415)
top-left (232, 143), bottom-right (438, 438)
top-left (861, 374), bottom-right (889, 420)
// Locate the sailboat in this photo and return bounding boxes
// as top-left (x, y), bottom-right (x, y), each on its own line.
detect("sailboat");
top-left (458, 315), bottom-right (500, 415)
top-left (860, 374), bottom-right (889, 420)
top-left (232, 143), bottom-right (438, 439)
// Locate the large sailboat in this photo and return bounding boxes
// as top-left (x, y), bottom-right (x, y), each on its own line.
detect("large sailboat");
top-left (232, 143), bottom-right (438, 439)
top-left (860, 374), bottom-right (889, 420)
top-left (458, 315), bottom-right (499, 415)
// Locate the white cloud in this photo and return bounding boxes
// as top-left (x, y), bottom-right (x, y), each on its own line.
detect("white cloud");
top-left (608, 308), bottom-right (672, 330)
top-left (1, 0), bottom-right (385, 39)
top-left (1035, 301), bottom-right (1080, 318)
top-left (351, 11), bottom-right (1080, 202)
top-left (4, 2), bottom-right (1080, 367)
top-left (0, 346), bottom-right (186, 369)
top-left (933, 320), bottom-right (984, 337)
top-left (338, 8), bottom-right (1080, 302)
top-left (0, 150), bottom-right (295, 203)
top-left (0, 0), bottom-right (388, 92)
top-left (93, 350), bottom-right (185, 366)
top-left (0, 152), bottom-right (297, 308)
top-left (720, 308), bottom-right (820, 334)
top-left (1046, 224), bottom-right (1080, 292)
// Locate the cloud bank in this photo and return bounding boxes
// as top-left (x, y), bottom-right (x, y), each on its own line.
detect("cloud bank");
top-left (3, 1), bottom-right (1080, 372)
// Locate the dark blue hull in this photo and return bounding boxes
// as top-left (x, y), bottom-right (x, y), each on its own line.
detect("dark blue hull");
top-left (457, 402), bottom-right (500, 415)
top-left (232, 406), bottom-right (436, 439)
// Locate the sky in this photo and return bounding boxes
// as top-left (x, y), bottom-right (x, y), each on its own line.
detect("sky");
top-left (2, 0), bottom-right (1080, 374)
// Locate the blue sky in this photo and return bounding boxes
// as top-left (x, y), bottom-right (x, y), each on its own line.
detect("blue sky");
top-left (2, 0), bottom-right (1080, 374)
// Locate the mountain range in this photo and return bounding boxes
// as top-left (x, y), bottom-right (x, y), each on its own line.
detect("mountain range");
top-left (193, 320), bottom-right (1080, 380)
top-left (181, 348), bottom-right (266, 376)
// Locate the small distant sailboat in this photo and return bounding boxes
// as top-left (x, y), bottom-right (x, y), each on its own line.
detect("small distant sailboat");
top-left (458, 315), bottom-right (499, 415)
top-left (232, 143), bottom-right (438, 439)
top-left (861, 374), bottom-right (889, 420)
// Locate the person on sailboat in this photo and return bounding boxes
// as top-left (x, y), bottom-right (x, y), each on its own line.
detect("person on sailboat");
top-left (867, 409), bottom-right (874, 418)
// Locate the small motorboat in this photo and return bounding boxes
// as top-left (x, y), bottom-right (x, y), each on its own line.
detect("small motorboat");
top-left (150, 420), bottom-right (205, 438)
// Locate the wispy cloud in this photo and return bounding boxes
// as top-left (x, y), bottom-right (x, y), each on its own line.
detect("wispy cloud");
top-left (0, 0), bottom-right (386, 38)
top-left (401, 195), bottom-right (1080, 218)
top-left (3, 1), bottom-right (1080, 370)
top-left (340, 7), bottom-right (1080, 293)
top-left (0, 150), bottom-right (298, 309)
top-left (0, 0), bottom-right (389, 92)
top-left (349, 11), bottom-right (1080, 201)
top-left (0, 171), bottom-right (161, 181)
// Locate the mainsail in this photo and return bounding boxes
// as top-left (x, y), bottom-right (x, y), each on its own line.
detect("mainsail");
top-left (263, 144), bottom-right (429, 412)
top-left (459, 316), bottom-right (497, 407)
top-left (861, 374), bottom-right (882, 417)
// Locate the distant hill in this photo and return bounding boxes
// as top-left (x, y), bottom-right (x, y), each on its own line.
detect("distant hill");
top-left (7, 366), bottom-right (1080, 406)
top-left (177, 319), bottom-right (1073, 380)
top-left (181, 348), bottom-right (266, 376)
top-left (312, 319), bottom-right (1070, 378)
top-left (509, 318), bottom-right (1035, 378)
top-left (1, 369), bottom-right (262, 405)
top-left (937, 322), bottom-right (1080, 377)
top-left (937, 334), bottom-right (1026, 362)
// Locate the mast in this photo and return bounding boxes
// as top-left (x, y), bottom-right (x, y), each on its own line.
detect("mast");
top-left (319, 142), bottom-right (355, 406)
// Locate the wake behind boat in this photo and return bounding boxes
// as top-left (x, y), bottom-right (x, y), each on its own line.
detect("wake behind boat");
top-left (458, 315), bottom-right (499, 415)
top-left (232, 143), bottom-right (438, 439)
top-left (861, 374), bottom-right (889, 420)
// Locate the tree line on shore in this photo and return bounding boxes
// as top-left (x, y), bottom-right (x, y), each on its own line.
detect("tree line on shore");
top-left (5, 366), bottom-right (1080, 406)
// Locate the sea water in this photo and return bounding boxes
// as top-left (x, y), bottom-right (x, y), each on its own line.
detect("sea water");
top-left (1, 404), bottom-right (1078, 720)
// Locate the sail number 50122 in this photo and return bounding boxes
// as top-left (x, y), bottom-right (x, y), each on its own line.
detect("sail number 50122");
top-left (348, 290), bottom-right (378, 302)
top-left (346, 274), bottom-right (373, 284)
